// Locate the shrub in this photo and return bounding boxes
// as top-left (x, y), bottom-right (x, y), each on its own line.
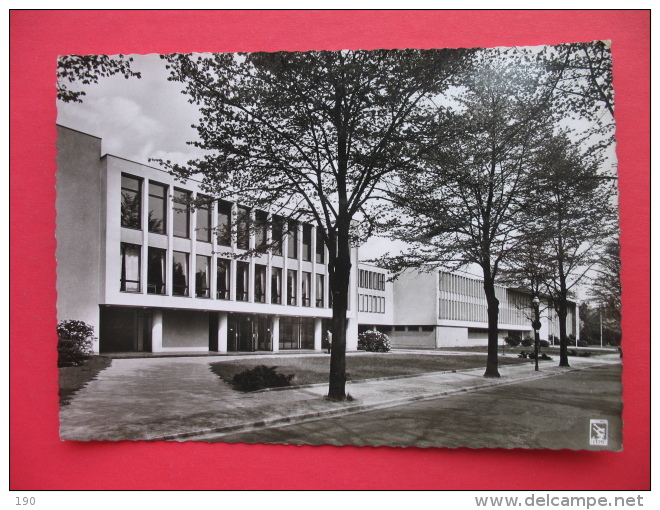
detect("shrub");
top-left (504, 336), bottom-right (520, 347)
top-left (57, 320), bottom-right (95, 367)
top-left (521, 337), bottom-right (533, 347)
top-left (232, 365), bottom-right (294, 392)
top-left (577, 340), bottom-right (588, 347)
top-left (358, 330), bottom-right (391, 352)
top-left (539, 340), bottom-right (550, 348)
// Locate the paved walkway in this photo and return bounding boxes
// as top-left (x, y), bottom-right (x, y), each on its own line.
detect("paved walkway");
top-left (59, 352), bottom-right (622, 441)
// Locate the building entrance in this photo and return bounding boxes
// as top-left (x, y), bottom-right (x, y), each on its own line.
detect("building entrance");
top-left (99, 306), bottom-right (152, 352)
top-left (227, 314), bottom-right (271, 352)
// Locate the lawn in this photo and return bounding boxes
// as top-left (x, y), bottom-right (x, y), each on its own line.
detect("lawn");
top-left (59, 356), bottom-right (112, 406)
top-left (209, 353), bottom-right (530, 389)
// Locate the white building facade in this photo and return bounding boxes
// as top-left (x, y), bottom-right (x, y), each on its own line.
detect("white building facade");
top-left (57, 125), bottom-right (578, 354)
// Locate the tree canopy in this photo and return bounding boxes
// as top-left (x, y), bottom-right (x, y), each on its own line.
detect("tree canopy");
top-left (157, 48), bottom-right (471, 398)
top-left (57, 54), bottom-right (141, 103)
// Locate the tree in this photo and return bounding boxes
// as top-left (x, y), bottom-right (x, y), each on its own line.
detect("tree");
top-left (525, 133), bottom-right (617, 366)
top-left (586, 239), bottom-right (622, 344)
top-left (57, 54), bottom-right (141, 103)
top-left (156, 49), bottom-right (469, 399)
top-left (380, 49), bottom-right (559, 378)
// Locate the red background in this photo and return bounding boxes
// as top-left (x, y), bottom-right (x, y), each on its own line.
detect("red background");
top-left (10, 10), bottom-right (650, 490)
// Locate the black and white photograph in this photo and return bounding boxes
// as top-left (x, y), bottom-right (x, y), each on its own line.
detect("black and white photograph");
top-left (56, 43), bottom-right (622, 450)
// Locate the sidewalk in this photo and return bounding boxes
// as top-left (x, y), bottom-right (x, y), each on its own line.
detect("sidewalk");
top-left (59, 352), bottom-right (621, 441)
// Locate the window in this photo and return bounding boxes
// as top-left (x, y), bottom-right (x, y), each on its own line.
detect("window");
top-left (216, 258), bottom-right (230, 299)
top-left (302, 224), bottom-right (312, 261)
top-left (195, 255), bottom-right (210, 298)
top-left (148, 182), bottom-right (167, 234)
top-left (421, 325), bottom-right (434, 332)
top-left (236, 261), bottom-right (249, 301)
top-left (272, 215), bottom-right (284, 256)
top-left (316, 232), bottom-right (325, 263)
top-left (196, 196), bottom-right (211, 242)
top-left (120, 243), bottom-right (140, 292)
top-left (316, 274), bottom-right (324, 307)
top-left (237, 206), bottom-right (250, 250)
top-left (121, 174), bottom-right (141, 229)
top-left (255, 264), bottom-right (267, 303)
top-left (172, 251), bottom-right (189, 296)
top-left (255, 210), bottom-right (268, 251)
top-left (147, 247), bottom-right (166, 294)
top-left (394, 325), bottom-right (406, 332)
top-left (217, 200), bottom-right (232, 247)
top-left (173, 189), bottom-right (190, 238)
top-left (287, 221), bottom-right (298, 259)
top-left (271, 267), bottom-right (282, 304)
top-left (301, 272), bottom-right (311, 307)
top-left (287, 270), bottom-right (297, 305)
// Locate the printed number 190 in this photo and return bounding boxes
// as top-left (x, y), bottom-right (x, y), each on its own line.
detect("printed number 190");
top-left (16, 497), bottom-right (35, 506)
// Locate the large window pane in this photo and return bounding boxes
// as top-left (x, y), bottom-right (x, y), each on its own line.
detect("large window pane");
top-left (302, 271), bottom-right (311, 307)
top-left (196, 196), bottom-right (211, 242)
top-left (287, 221), bottom-right (298, 259)
top-left (287, 270), bottom-right (297, 305)
top-left (237, 206), bottom-right (250, 250)
top-left (255, 210), bottom-right (268, 251)
top-left (236, 261), bottom-right (249, 301)
top-left (172, 251), bottom-right (189, 296)
top-left (121, 174), bottom-right (141, 229)
top-left (255, 264), bottom-right (266, 303)
top-left (173, 189), bottom-right (190, 238)
top-left (147, 247), bottom-right (166, 295)
top-left (272, 215), bottom-right (284, 256)
top-left (271, 267), bottom-right (282, 304)
top-left (316, 274), bottom-right (324, 308)
top-left (302, 224), bottom-right (312, 261)
top-left (217, 200), bottom-right (232, 247)
top-left (195, 255), bottom-right (210, 298)
top-left (217, 258), bottom-right (230, 300)
top-left (316, 232), bottom-right (325, 264)
top-left (120, 243), bottom-right (140, 292)
top-left (148, 182), bottom-right (167, 234)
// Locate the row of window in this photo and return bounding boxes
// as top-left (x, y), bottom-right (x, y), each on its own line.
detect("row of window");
top-left (358, 294), bottom-right (386, 314)
top-left (358, 269), bottom-right (386, 291)
top-left (120, 242), bottom-right (327, 307)
top-left (121, 174), bottom-right (325, 263)
top-left (359, 325), bottom-right (435, 333)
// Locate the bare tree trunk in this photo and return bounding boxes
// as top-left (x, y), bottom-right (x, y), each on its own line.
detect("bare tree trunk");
top-left (483, 273), bottom-right (501, 378)
top-left (558, 287), bottom-right (570, 367)
top-left (327, 224), bottom-right (352, 399)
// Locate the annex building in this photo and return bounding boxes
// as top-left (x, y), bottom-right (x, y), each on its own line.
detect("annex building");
top-left (56, 125), bottom-right (578, 354)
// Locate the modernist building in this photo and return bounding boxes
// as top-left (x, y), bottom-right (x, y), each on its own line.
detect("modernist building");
top-left (356, 267), bottom-right (579, 349)
top-left (57, 125), bottom-right (578, 354)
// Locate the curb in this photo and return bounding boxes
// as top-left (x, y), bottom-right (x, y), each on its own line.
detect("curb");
top-left (152, 362), bottom-right (612, 442)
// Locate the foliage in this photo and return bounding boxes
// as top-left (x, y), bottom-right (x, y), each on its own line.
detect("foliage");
top-left (156, 49), bottom-right (470, 399)
top-left (378, 48), bottom-right (571, 378)
top-left (521, 337), bottom-right (534, 347)
top-left (539, 340), bottom-right (550, 348)
top-left (57, 320), bottom-right (95, 367)
top-left (577, 340), bottom-right (589, 347)
top-left (357, 330), bottom-right (392, 352)
top-left (57, 54), bottom-right (141, 103)
top-left (504, 336), bottom-right (521, 347)
top-left (232, 365), bottom-right (294, 392)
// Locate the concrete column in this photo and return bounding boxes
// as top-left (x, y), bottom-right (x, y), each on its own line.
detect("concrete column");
top-left (314, 317), bottom-right (323, 351)
top-left (190, 191), bottom-right (197, 298)
top-left (210, 200), bottom-right (218, 300)
top-left (282, 226), bottom-right (288, 306)
top-left (217, 312), bottom-right (228, 353)
top-left (141, 179), bottom-right (148, 295)
top-left (271, 315), bottom-right (280, 352)
top-left (346, 317), bottom-right (359, 351)
top-left (151, 309), bottom-right (163, 352)
top-left (311, 226), bottom-right (317, 308)
top-left (166, 188), bottom-right (174, 296)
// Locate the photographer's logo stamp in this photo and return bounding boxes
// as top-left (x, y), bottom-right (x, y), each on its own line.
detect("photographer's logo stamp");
top-left (590, 419), bottom-right (608, 446)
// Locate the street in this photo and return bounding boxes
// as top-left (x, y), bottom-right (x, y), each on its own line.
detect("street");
top-left (212, 364), bottom-right (622, 450)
